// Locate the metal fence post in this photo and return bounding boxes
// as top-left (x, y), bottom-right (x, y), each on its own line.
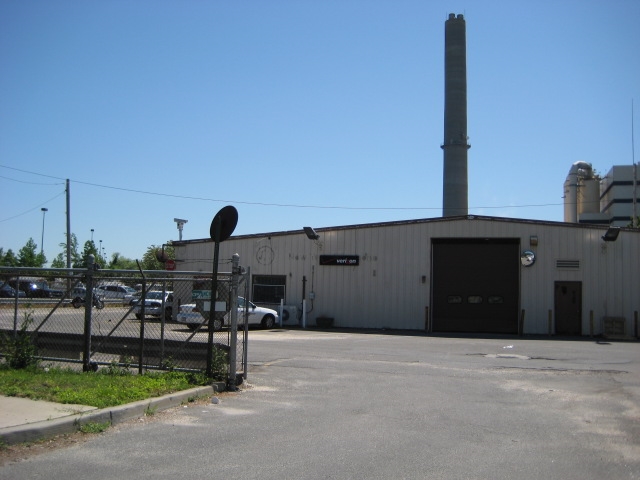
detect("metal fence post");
top-left (243, 266), bottom-right (250, 381)
top-left (12, 275), bottom-right (20, 337)
top-left (82, 255), bottom-right (95, 372)
top-left (138, 278), bottom-right (146, 375)
top-left (227, 253), bottom-right (240, 391)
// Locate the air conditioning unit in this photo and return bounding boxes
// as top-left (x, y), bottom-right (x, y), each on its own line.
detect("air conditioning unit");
top-left (280, 305), bottom-right (298, 325)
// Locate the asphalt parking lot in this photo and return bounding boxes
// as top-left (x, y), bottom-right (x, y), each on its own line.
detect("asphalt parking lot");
top-left (1, 330), bottom-right (639, 480)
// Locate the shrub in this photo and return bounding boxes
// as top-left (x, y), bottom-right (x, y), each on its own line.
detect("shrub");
top-left (1, 312), bottom-right (38, 369)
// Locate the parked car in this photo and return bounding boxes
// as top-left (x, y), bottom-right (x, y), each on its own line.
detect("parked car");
top-left (95, 284), bottom-right (137, 303)
top-left (71, 287), bottom-right (87, 297)
top-left (5, 279), bottom-right (55, 298)
top-left (0, 283), bottom-right (26, 298)
top-left (127, 291), bottom-right (142, 305)
top-left (176, 297), bottom-right (278, 331)
top-left (132, 291), bottom-right (173, 320)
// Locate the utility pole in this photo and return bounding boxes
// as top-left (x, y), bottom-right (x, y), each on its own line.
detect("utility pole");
top-left (40, 208), bottom-right (48, 257)
top-left (633, 100), bottom-right (637, 227)
top-left (66, 179), bottom-right (71, 268)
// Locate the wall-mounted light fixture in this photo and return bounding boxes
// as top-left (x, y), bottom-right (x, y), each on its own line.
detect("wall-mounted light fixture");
top-left (303, 226), bottom-right (319, 240)
top-left (529, 235), bottom-right (538, 247)
top-left (602, 227), bottom-right (620, 242)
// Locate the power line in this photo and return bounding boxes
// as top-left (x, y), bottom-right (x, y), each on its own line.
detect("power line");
top-left (0, 163), bottom-right (564, 212)
top-left (0, 175), bottom-right (65, 186)
top-left (0, 191), bottom-right (66, 223)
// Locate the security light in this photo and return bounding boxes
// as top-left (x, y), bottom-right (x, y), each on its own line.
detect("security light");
top-left (303, 226), bottom-right (319, 240)
top-left (602, 227), bottom-right (620, 242)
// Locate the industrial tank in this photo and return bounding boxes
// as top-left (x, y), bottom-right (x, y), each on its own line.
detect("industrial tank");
top-left (563, 161), bottom-right (600, 222)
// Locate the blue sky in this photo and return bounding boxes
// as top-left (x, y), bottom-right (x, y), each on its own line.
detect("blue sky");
top-left (1, 0), bottom-right (639, 263)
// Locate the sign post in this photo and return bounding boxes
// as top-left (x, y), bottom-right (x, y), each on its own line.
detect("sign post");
top-left (206, 206), bottom-right (238, 380)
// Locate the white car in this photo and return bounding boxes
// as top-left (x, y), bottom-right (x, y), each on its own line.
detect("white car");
top-left (95, 284), bottom-right (137, 304)
top-left (176, 297), bottom-right (278, 331)
top-left (132, 291), bottom-right (173, 320)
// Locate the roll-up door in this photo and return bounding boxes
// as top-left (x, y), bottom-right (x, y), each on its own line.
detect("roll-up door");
top-left (432, 239), bottom-right (520, 333)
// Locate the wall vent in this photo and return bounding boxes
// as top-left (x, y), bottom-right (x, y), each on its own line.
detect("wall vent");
top-left (603, 317), bottom-right (626, 338)
top-left (556, 259), bottom-right (580, 269)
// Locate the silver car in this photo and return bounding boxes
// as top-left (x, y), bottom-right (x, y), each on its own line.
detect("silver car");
top-left (132, 291), bottom-right (173, 320)
top-left (176, 297), bottom-right (278, 331)
top-left (95, 284), bottom-right (137, 305)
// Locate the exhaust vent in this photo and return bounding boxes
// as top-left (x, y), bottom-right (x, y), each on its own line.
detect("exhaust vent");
top-left (556, 259), bottom-right (580, 269)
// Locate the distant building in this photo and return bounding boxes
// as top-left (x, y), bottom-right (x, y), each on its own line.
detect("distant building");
top-left (564, 163), bottom-right (639, 227)
top-left (600, 165), bottom-right (639, 226)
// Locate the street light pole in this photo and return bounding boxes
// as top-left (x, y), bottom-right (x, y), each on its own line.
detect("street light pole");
top-left (40, 208), bottom-right (48, 256)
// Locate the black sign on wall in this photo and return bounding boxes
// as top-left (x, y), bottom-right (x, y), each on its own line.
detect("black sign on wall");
top-left (319, 255), bottom-right (359, 266)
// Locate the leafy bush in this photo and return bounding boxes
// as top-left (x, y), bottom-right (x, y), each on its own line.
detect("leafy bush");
top-left (0, 312), bottom-right (38, 369)
top-left (210, 345), bottom-right (229, 381)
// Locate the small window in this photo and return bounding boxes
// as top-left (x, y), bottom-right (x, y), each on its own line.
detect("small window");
top-left (488, 296), bottom-right (504, 304)
top-left (447, 295), bottom-right (463, 304)
top-left (252, 275), bottom-right (286, 305)
top-left (468, 295), bottom-right (483, 304)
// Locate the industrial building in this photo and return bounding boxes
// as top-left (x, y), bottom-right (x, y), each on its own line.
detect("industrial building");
top-left (564, 163), bottom-right (639, 227)
top-left (173, 216), bottom-right (639, 337)
top-left (564, 162), bottom-right (640, 227)
top-left (173, 14), bottom-right (639, 338)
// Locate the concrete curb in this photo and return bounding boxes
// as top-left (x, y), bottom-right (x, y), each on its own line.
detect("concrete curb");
top-left (0, 382), bottom-right (226, 446)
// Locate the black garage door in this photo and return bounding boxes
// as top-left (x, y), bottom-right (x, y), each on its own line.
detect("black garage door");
top-left (432, 239), bottom-right (520, 334)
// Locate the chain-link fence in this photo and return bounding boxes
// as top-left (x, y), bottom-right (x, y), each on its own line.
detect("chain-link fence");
top-left (0, 261), bottom-right (249, 385)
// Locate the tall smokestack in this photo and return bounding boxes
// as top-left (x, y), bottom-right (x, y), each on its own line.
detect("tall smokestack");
top-left (442, 13), bottom-right (470, 217)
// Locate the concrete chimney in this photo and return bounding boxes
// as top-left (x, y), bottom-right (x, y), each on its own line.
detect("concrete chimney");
top-left (442, 13), bottom-right (470, 217)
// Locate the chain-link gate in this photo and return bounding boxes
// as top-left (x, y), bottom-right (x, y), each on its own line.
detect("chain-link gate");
top-left (0, 261), bottom-right (250, 386)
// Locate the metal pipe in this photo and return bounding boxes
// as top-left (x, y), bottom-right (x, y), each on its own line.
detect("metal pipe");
top-left (227, 253), bottom-right (240, 391)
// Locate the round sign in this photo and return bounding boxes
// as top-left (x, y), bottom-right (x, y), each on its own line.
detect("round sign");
top-left (165, 259), bottom-right (176, 271)
top-left (210, 205), bottom-right (238, 242)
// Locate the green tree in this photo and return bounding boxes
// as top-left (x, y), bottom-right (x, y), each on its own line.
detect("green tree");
top-left (108, 252), bottom-right (138, 270)
top-left (54, 233), bottom-right (83, 268)
top-left (0, 248), bottom-right (19, 266)
top-left (17, 238), bottom-right (46, 267)
top-left (140, 244), bottom-right (175, 270)
top-left (50, 253), bottom-right (66, 269)
top-left (81, 240), bottom-right (100, 267)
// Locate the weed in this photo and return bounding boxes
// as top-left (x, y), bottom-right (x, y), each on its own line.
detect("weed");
top-left (78, 421), bottom-right (110, 434)
top-left (0, 311), bottom-right (38, 369)
top-left (144, 404), bottom-right (157, 416)
top-left (160, 356), bottom-right (177, 372)
top-left (210, 345), bottom-right (229, 381)
top-left (103, 359), bottom-right (132, 376)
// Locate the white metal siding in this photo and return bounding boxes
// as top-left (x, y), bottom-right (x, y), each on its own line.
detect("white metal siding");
top-left (174, 218), bottom-right (640, 336)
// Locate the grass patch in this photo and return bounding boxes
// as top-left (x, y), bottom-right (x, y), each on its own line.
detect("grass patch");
top-left (78, 421), bottom-right (111, 434)
top-left (144, 404), bottom-right (158, 416)
top-left (0, 366), bottom-right (210, 409)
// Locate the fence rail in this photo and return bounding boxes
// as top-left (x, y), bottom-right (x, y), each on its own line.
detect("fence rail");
top-left (0, 260), bottom-right (248, 387)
